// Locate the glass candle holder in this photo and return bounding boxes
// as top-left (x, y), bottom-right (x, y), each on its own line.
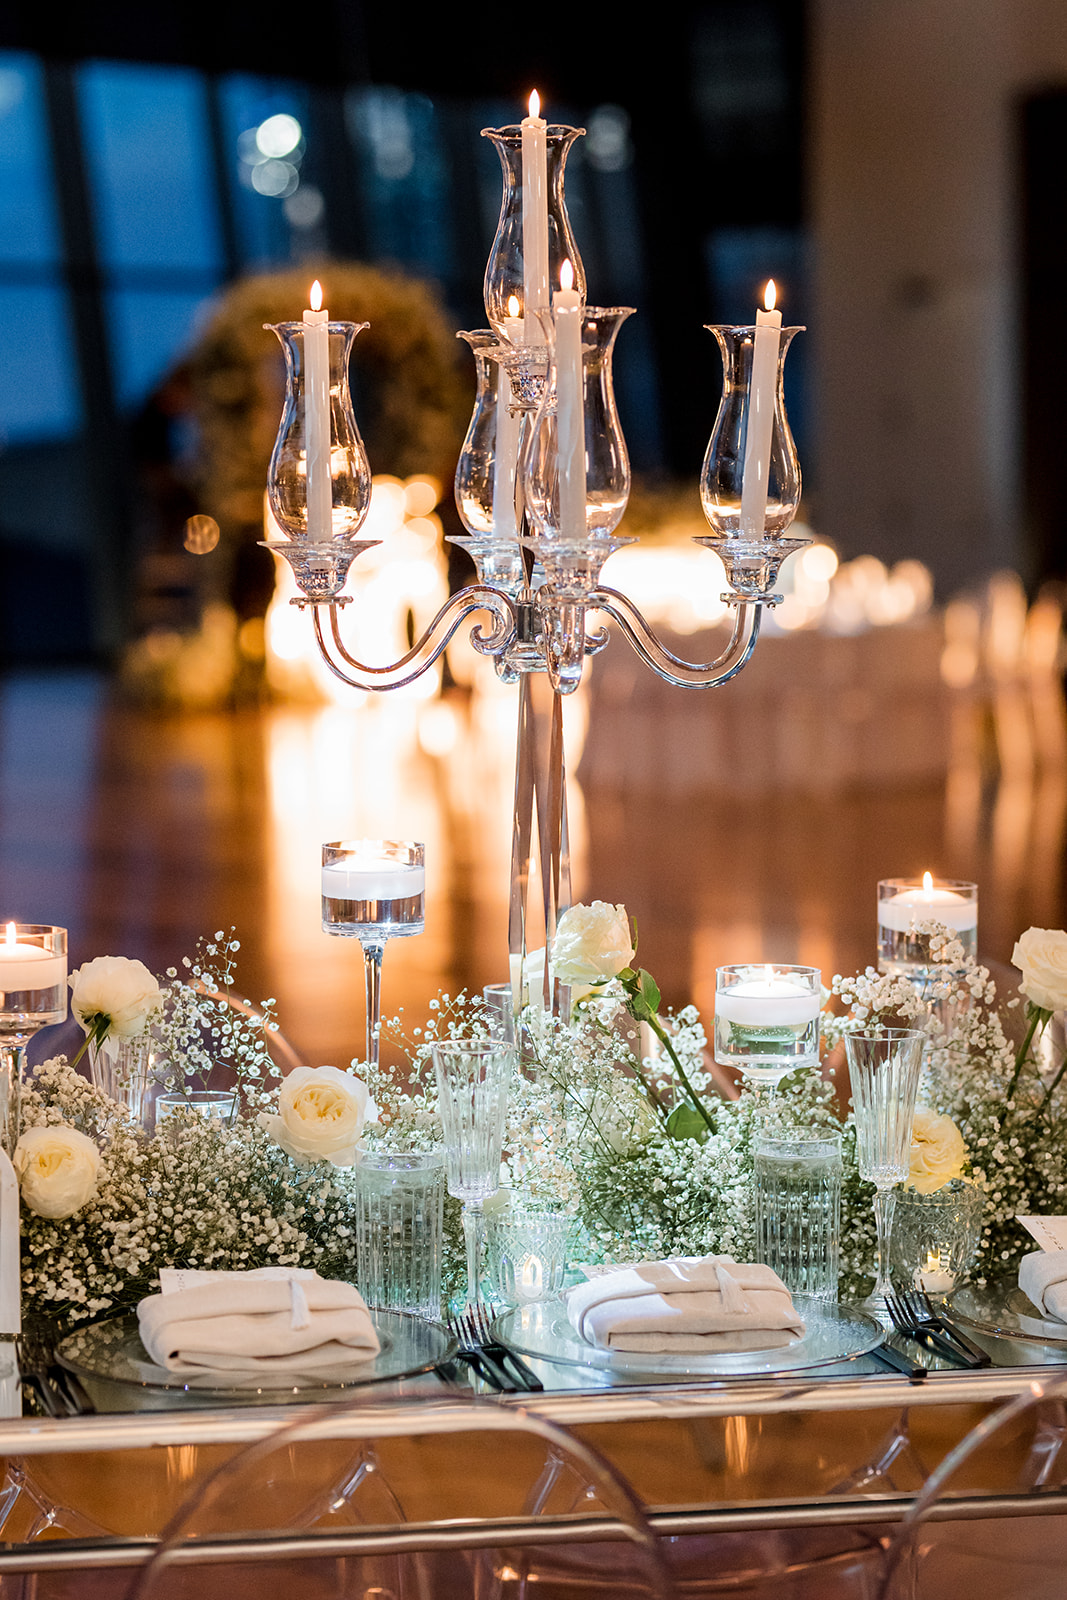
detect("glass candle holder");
top-left (154, 1090), bottom-right (237, 1129)
top-left (322, 840), bottom-right (426, 1068)
top-left (0, 924), bottom-right (67, 1156)
top-left (877, 877), bottom-right (978, 978)
top-left (714, 964), bottom-right (821, 1091)
top-left (487, 1203), bottom-right (573, 1306)
top-left (889, 1179), bottom-right (985, 1295)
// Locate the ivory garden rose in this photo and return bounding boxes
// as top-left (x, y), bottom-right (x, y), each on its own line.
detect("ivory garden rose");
top-left (69, 956), bottom-right (164, 1044)
top-left (1012, 927), bottom-right (1067, 1014)
top-left (259, 1064), bottom-right (377, 1167)
top-left (552, 902), bottom-right (636, 987)
top-left (14, 1125), bottom-right (100, 1219)
top-left (907, 1107), bottom-right (966, 1194)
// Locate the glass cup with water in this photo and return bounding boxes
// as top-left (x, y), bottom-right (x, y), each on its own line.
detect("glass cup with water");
top-left (754, 1129), bottom-right (842, 1299)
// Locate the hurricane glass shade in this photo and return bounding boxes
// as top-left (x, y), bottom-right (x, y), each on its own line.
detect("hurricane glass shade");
top-left (700, 324), bottom-right (803, 541)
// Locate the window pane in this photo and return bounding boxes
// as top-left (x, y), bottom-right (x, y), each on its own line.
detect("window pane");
top-left (219, 75), bottom-right (314, 267)
top-left (0, 53), bottom-right (62, 265)
top-left (0, 285), bottom-right (81, 441)
top-left (107, 289), bottom-right (213, 410)
top-left (78, 61), bottom-right (223, 275)
top-left (346, 88), bottom-right (452, 280)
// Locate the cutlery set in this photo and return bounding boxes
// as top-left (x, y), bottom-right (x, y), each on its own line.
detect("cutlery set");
top-left (874, 1287), bottom-right (992, 1378)
top-left (443, 1307), bottom-right (543, 1393)
top-left (16, 1332), bottom-right (94, 1416)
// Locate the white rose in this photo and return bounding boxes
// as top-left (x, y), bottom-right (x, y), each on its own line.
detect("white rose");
top-left (258, 1065), bottom-right (377, 1167)
top-left (908, 1106), bottom-right (966, 1195)
top-left (552, 902), bottom-right (635, 987)
top-left (69, 956), bottom-right (164, 1042)
top-left (14, 1125), bottom-right (101, 1219)
top-left (1012, 927), bottom-right (1067, 1013)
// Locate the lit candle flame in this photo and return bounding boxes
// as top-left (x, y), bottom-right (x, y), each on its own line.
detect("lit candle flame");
top-left (309, 280), bottom-right (323, 313)
top-left (763, 279), bottom-right (777, 312)
top-left (508, 294), bottom-right (521, 318)
top-left (560, 259), bottom-right (574, 293)
top-left (528, 89), bottom-right (541, 119)
top-left (922, 871), bottom-right (934, 894)
top-left (4, 924), bottom-right (14, 946)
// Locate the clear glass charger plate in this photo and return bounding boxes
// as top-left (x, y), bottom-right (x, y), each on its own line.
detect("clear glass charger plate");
top-left (493, 1296), bottom-right (883, 1379)
top-left (56, 1309), bottom-right (453, 1398)
top-left (949, 1280), bottom-right (1067, 1348)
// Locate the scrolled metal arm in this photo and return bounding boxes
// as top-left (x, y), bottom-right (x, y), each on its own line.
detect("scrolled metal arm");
top-left (312, 584), bottom-right (517, 693)
top-left (588, 585), bottom-right (762, 688)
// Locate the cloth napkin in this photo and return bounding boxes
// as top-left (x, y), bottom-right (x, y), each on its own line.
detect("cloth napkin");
top-left (137, 1266), bottom-right (381, 1373)
top-left (566, 1256), bottom-right (806, 1353)
top-left (1019, 1250), bottom-right (1067, 1322)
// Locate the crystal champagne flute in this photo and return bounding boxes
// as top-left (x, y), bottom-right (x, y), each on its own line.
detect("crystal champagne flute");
top-left (321, 841), bottom-right (425, 1067)
top-left (845, 1028), bottom-right (926, 1319)
top-left (432, 1038), bottom-right (512, 1309)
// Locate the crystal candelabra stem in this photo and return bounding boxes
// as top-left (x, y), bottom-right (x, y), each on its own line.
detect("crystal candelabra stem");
top-left (591, 589), bottom-right (763, 688)
top-left (0, 1044), bottom-right (21, 1159)
top-left (361, 943), bottom-right (384, 1069)
top-left (310, 587), bottom-right (517, 693)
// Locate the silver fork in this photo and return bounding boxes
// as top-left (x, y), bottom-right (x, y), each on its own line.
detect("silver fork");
top-left (445, 1312), bottom-right (518, 1391)
top-left (900, 1287), bottom-right (991, 1366)
top-left (883, 1290), bottom-right (979, 1366)
top-left (468, 1304), bottom-right (543, 1392)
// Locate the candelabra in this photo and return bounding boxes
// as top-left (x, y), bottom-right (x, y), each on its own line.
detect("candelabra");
top-left (263, 112), bottom-right (807, 1019)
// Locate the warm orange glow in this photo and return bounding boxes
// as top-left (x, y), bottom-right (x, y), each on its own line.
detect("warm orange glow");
top-left (922, 871), bottom-right (934, 893)
top-left (528, 89), bottom-right (541, 119)
top-left (560, 258), bottom-right (574, 293)
top-left (507, 294), bottom-right (521, 318)
top-left (763, 279), bottom-right (777, 312)
top-left (4, 924), bottom-right (14, 946)
top-left (309, 280), bottom-right (323, 313)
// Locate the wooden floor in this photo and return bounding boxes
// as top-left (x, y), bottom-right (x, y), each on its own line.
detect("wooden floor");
top-left (1, 660), bottom-right (1063, 1070)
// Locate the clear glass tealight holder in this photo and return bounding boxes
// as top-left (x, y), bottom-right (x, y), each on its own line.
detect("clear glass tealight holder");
top-left (154, 1090), bottom-right (237, 1130)
top-left (714, 964), bottom-right (821, 1092)
top-left (877, 877), bottom-right (978, 980)
top-left (487, 1201), bottom-right (574, 1306)
top-left (0, 923), bottom-right (67, 1156)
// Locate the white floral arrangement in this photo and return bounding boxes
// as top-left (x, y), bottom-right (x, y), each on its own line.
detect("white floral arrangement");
top-left (16, 909), bottom-right (1067, 1336)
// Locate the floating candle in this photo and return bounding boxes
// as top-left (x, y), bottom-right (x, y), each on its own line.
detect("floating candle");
top-left (879, 873), bottom-right (978, 934)
top-left (0, 924), bottom-right (66, 992)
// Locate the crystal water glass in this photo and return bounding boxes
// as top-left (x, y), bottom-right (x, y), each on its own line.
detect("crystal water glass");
top-left (755, 1131), bottom-right (842, 1299)
top-left (714, 964), bottom-right (821, 1097)
top-left (432, 1039), bottom-right (512, 1308)
top-left (322, 840), bottom-right (425, 1067)
top-left (845, 1028), bottom-right (926, 1317)
top-left (0, 924), bottom-right (67, 1155)
top-left (353, 1149), bottom-right (445, 1320)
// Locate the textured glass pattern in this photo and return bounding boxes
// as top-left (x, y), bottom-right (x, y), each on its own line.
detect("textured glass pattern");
top-left (354, 1150), bottom-right (444, 1319)
top-left (755, 1132), bottom-right (841, 1299)
top-left (845, 1030), bottom-right (925, 1186)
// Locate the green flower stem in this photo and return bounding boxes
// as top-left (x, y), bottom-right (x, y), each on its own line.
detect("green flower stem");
top-left (641, 1009), bottom-right (715, 1134)
top-left (69, 1014), bottom-right (111, 1071)
top-left (1007, 1004), bottom-right (1049, 1099)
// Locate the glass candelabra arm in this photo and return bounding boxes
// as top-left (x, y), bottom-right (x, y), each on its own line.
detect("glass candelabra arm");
top-left (589, 587), bottom-right (763, 689)
top-left (312, 586), bottom-right (518, 694)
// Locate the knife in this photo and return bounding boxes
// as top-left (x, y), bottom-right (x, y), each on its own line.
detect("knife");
top-left (870, 1343), bottom-right (927, 1381)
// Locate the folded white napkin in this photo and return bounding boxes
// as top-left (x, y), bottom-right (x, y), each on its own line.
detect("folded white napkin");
top-left (566, 1255), bottom-right (806, 1353)
top-left (137, 1267), bottom-right (381, 1373)
top-left (1019, 1250), bottom-right (1067, 1322)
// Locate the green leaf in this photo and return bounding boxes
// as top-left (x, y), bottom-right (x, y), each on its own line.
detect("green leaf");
top-left (666, 1104), bottom-right (709, 1142)
top-left (639, 969), bottom-right (661, 1014)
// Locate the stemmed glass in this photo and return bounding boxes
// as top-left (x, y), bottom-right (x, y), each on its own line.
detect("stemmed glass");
top-left (321, 841), bottom-right (425, 1068)
top-left (0, 924), bottom-right (67, 1156)
top-left (432, 1038), bottom-right (513, 1308)
top-left (844, 1028), bottom-right (926, 1319)
top-left (713, 964), bottom-right (821, 1111)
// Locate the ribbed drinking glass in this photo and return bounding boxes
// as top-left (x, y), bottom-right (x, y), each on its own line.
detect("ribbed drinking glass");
top-left (432, 1039), bottom-right (512, 1308)
top-left (845, 1028), bottom-right (926, 1318)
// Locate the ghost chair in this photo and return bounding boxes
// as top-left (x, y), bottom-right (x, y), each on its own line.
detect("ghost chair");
top-left (879, 1371), bottom-right (1067, 1600)
top-left (124, 1396), bottom-right (673, 1600)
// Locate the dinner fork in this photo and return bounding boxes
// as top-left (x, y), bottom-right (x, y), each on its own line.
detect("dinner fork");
top-left (883, 1290), bottom-right (984, 1367)
top-left (467, 1304), bottom-right (543, 1392)
top-left (445, 1312), bottom-right (520, 1392)
top-left (899, 1287), bottom-right (991, 1366)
